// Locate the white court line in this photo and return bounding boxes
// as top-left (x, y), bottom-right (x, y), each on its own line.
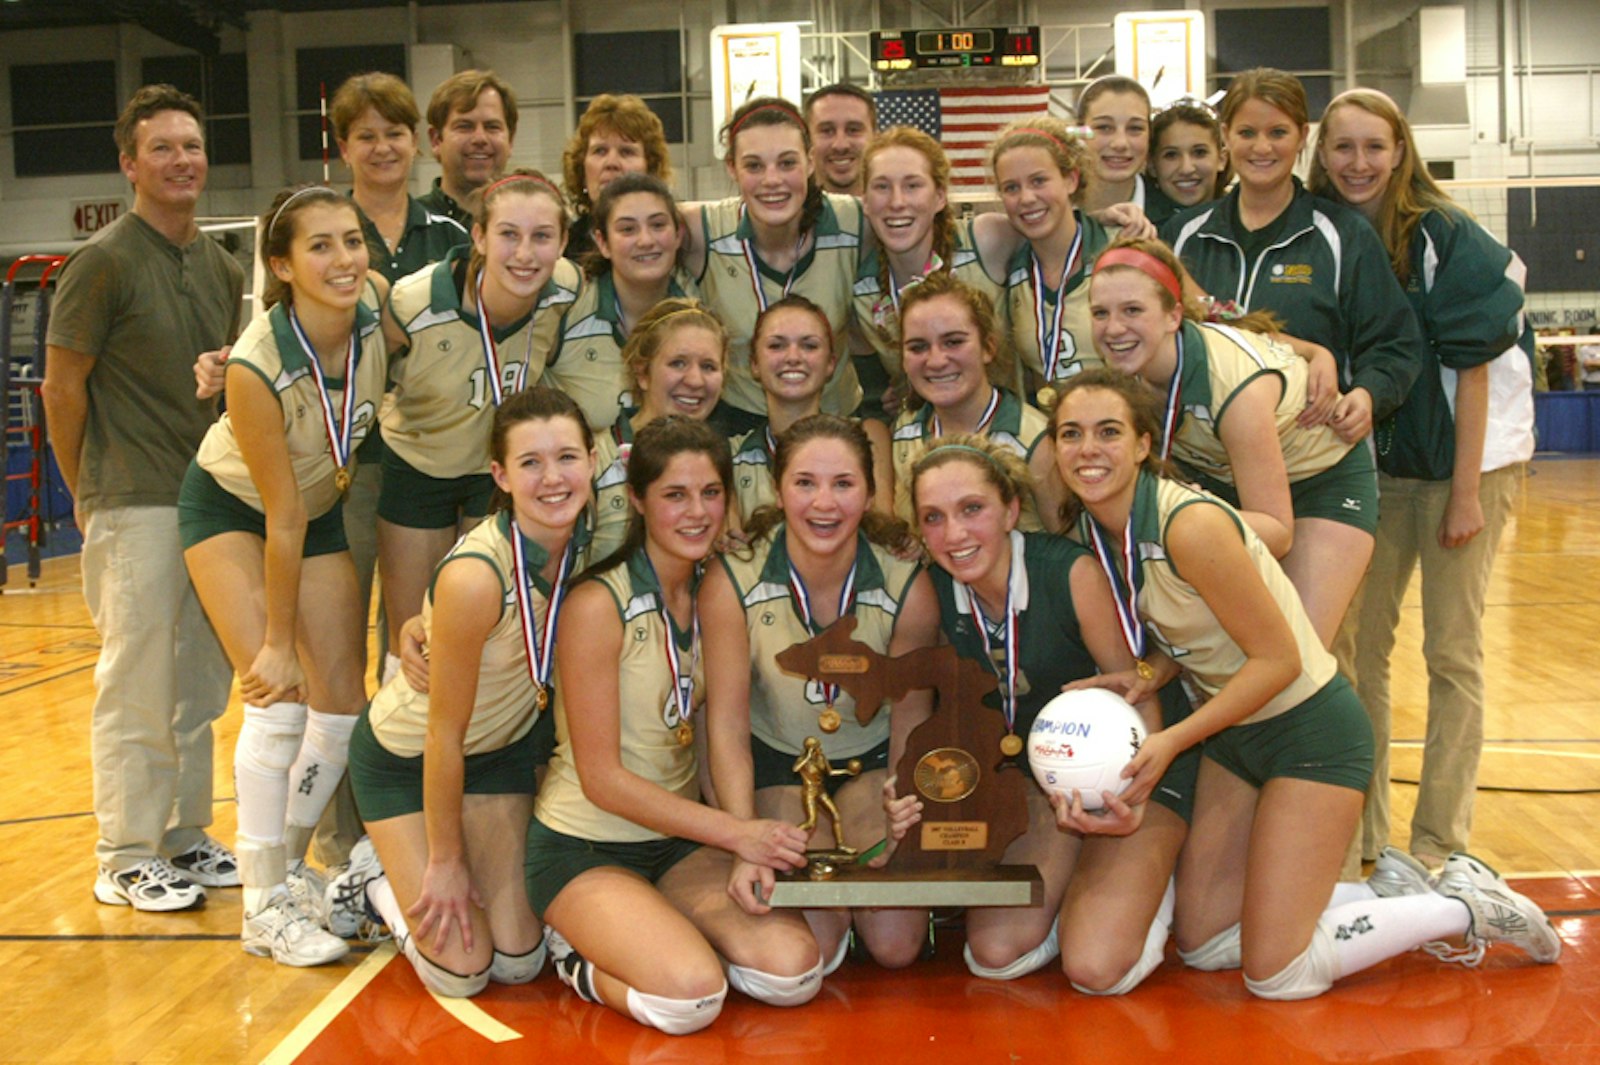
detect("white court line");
top-left (261, 942), bottom-right (398, 1065)
top-left (428, 991), bottom-right (524, 1043)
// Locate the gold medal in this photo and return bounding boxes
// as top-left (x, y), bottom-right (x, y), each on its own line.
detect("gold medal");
top-left (1000, 732), bottom-right (1024, 757)
top-left (1036, 385), bottom-right (1057, 411)
top-left (534, 684), bottom-right (548, 712)
top-left (675, 722), bottom-right (695, 747)
top-left (818, 706), bottom-right (842, 733)
top-left (1136, 659), bottom-right (1155, 682)
top-left (334, 465), bottom-right (352, 494)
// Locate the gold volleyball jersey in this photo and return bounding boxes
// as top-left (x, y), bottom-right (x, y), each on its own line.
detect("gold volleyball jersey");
top-left (717, 526), bottom-right (921, 761)
top-left (852, 217), bottom-right (1008, 381)
top-left (535, 549), bottom-right (703, 842)
top-left (367, 511), bottom-right (585, 757)
top-left (1169, 320), bottom-right (1354, 485)
top-left (729, 421), bottom-right (778, 525)
top-left (382, 250), bottom-right (580, 478)
top-left (697, 193), bottom-right (864, 417)
top-left (889, 389), bottom-right (1049, 530)
top-left (196, 297), bottom-right (387, 518)
top-left (1110, 474), bottom-right (1335, 726)
top-left (541, 268), bottom-right (698, 431)
top-left (1003, 212), bottom-right (1113, 396)
top-left (588, 418), bottom-right (634, 562)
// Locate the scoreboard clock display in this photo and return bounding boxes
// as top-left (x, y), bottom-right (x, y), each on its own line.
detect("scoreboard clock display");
top-left (871, 26), bottom-right (1041, 71)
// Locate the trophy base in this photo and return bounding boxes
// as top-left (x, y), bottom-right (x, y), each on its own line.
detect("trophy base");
top-left (760, 863), bottom-right (1042, 908)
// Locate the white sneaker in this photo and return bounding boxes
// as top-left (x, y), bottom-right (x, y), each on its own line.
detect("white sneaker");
top-left (546, 927), bottom-right (599, 1002)
top-left (287, 860), bottom-right (328, 912)
top-left (1369, 847), bottom-right (1434, 898)
top-left (324, 837), bottom-right (385, 939)
top-left (1431, 852), bottom-right (1562, 966)
top-left (242, 889), bottom-right (350, 967)
top-left (94, 858), bottom-right (206, 912)
top-left (169, 836), bottom-right (241, 888)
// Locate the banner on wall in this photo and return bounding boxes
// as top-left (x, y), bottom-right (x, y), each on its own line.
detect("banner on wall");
top-left (1112, 11), bottom-right (1206, 109)
top-left (711, 23), bottom-right (803, 140)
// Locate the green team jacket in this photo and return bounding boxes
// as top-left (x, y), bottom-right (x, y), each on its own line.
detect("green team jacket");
top-left (1160, 180), bottom-right (1425, 426)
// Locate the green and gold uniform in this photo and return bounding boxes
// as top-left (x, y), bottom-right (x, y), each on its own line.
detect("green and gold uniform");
top-left (717, 526), bottom-right (921, 769)
top-left (1162, 180), bottom-right (1425, 426)
top-left (535, 548), bottom-right (704, 843)
top-left (697, 193), bottom-right (865, 420)
top-left (729, 420), bottom-right (779, 524)
top-left (852, 217), bottom-right (1008, 382)
top-left (588, 417), bottom-right (636, 562)
top-left (1083, 472), bottom-right (1371, 790)
top-left (931, 530), bottom-right (1197, 818)
top-left (541, 268), bottom-right (698, 431)
top-left (890, 388), bottom-right (1049, 529)
top-left (1003, 211), bottom-right (1114, 398)
top-left (192, 298), bottom-right (387, 521)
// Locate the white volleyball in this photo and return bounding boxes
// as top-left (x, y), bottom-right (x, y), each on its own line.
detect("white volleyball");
top-left (1026, 688), bottom-right (1148, 810)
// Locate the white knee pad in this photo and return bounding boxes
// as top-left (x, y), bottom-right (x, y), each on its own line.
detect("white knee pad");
top-left (726, 958), bottom-right (823, 1007)
top-left (820, 931), bottom-right (851, 977)
top-left (625, 984), bottom-right (727, 1036)
top-left (489, 940), bottom-right (548, 985)
top-left (238, 702), bottom-right (307, 773)
top-left (1244, 926), bottom-right (1337, 1001)
top-left (1071, 912), bottom-right (1170, 996)
top-left (1179, 922), bottom-right (1241, 972)
top-left (964, 921), bottom-right (1060, 981)
top-left (413, 951), bottom-right (491, 999)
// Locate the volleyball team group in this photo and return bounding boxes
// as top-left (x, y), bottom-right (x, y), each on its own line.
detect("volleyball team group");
top-left (62, 60), bottom-right (1561, 1037)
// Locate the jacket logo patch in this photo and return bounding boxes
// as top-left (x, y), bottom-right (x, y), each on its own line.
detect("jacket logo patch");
top-left (1270, 263), bottom-right (1313, 285)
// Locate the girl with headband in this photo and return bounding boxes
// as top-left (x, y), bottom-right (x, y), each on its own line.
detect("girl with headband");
top-left (588, 298), bottom-right (728, 559)
top-left (375, 170), bottom-right (580, 683)
top-left (731, 294), bottom-right (894, 524)
top-left (680, 96), bottom-right (867, 434)
top-left (1077, 76), bottom-right (1180, 226)
top-left (1310, 88), bottom-right (1535, 875)
top-left (853, 126), bottom-right (1013, 415)
top-left (336, 387), bottom-right (595, 998)
top-left (892, 434), bottom-right (1197, 991)
top-left (531, 417), bottom-right (824, 1035)
top-left (543, 173), bottom-right (697, 430)
top-left (890, 272), bottom-right (1050, 531)
top-left (178, 185), bottom-right (389, 967)
top-left (704, 414), bottom-right (939, 973)
top-left (1048, 369), bottom-right (1558, 1001)
top-left (1150, 99), bottom-right (1231, 211)
top-left (1085, 236), bottom-right (1377, 646)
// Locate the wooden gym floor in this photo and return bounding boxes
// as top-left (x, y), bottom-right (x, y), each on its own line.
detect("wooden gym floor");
top-left (1, 457), bottom-right (1596, 1064)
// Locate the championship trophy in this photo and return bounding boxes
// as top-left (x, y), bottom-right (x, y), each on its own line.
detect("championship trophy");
top-left (761, 617), bottom-right (1043, 908)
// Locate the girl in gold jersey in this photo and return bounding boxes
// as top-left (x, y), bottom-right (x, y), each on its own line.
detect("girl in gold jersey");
top-left (342, 387), bottom-right (595, 998)
top-left (1086, 237), bottom-right (1375, 645)
top-left (376, 171), bottom-right (574, 680)
top-left (532, 417), bottom-right (821, 1035)
top-left (180, 186), bottom-right (388, 967)
top-left (1048, 370), bottom-right (1559, 1000)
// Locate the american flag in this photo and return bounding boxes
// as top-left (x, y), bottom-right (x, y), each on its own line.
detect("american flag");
top-left (875, 85), bottom-right (1052, 187)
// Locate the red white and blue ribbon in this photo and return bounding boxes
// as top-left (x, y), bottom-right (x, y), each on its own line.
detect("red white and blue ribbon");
top-left (1159, 330), bottom-right (1184, 462)
top-left (1087, 510), bottom-right (1146, 666)
top-left (1030, 225), bottom-right (1084, 383)
top-left (789, 556), bottom-right (857, 708)
top-left (964, 579), bottom-right (1019, 738)
top-left (288, 306), bottom-right (359, 474)
top-left (475, 272), bottom-right (535, 404)
top-left (508, 526), bottom-right (576, 694)
top-left (739, 205), bottom-right (802, 313)
top-left (930, 386), bottom-right (1001, 439)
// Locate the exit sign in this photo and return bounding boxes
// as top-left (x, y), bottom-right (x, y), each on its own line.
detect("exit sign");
top-left (72, 198), bottom-right (125, 238)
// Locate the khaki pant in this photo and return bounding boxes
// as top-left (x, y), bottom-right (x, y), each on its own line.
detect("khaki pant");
top-left (1345, 465), bottom-right (1521, 865)
top-left (81, 506), bottom-right (232, 872)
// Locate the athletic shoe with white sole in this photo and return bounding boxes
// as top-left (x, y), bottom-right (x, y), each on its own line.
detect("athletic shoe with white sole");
top-left (1431, 852), bottom-right (1562, 966)
top-left (546, 927), bottom-right (599, 1002)
top-left (169, 836), bottom-right (241, 888)
top-left (1369, 847), bottom-right (1434, 899)
top-left (324, 838), bottom-right (386, 939)
top-left (242, 889), bottom-right (350, 967)
top-left (94, 857), bottom-right (206, 912)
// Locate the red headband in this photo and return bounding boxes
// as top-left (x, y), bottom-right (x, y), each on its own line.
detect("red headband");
top-left (1094, 247), bottom-right (1183, 304)
top-left (1002, 126), bottom-right (1071, 152)
top-left (729, 102), bottom-right (804, 139)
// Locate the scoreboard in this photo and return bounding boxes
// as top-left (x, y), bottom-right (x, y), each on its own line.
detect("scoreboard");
top-left (870, 26), bottom-right (1041, 71)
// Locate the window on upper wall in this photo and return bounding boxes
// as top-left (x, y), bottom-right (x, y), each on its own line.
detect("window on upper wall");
top-left (11, 60), bottom-right (119, 177)
top-left (1214, 8), bottom-right (1333, 117)
top-left (573, 31), bottom-right (686, 143)
top-left (141, 54), bottom-right (251, 166)
top-left (295, 45), bottom-right (409, 162)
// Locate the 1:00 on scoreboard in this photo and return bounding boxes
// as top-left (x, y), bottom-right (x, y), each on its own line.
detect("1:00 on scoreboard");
top-left (870, 26), bottom-right (1042, 71)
